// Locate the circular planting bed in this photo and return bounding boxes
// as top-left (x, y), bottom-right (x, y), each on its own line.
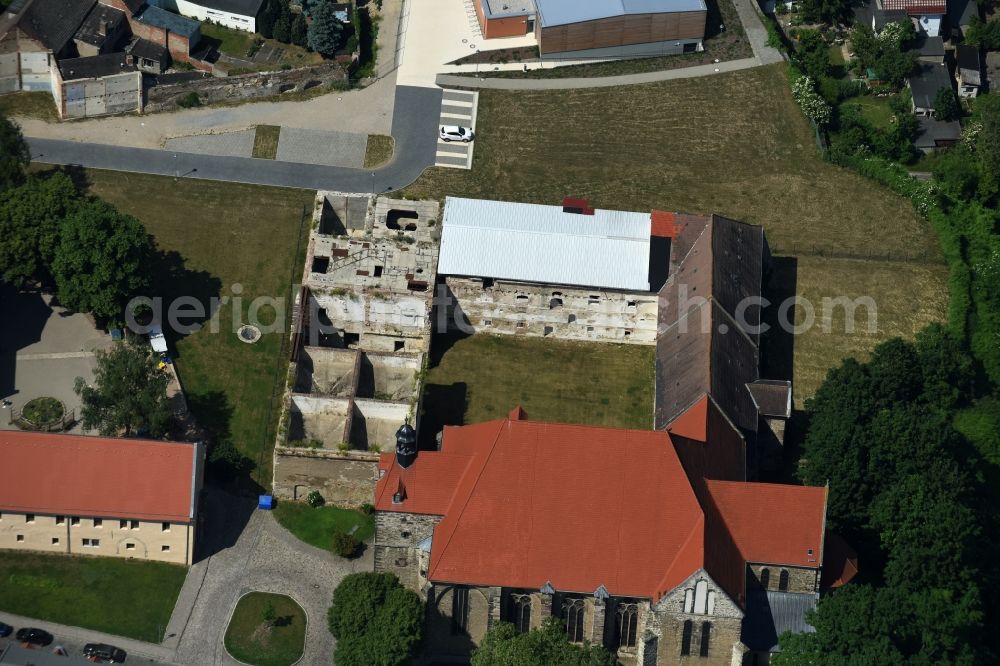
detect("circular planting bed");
top-left (18, 397), bottom-right (65, 430)
top-left (224, 592), bottom-right (305, 666)
top-left (237, 324), bottom-right (262, 344)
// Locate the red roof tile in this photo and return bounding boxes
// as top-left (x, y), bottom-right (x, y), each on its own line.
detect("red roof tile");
top-left (704, 479), bottom-right (827, 568)
top-left (426, 419), bottom-right (706, 599)
top-left (881, 0), bottom-right (946, 13)
top-left (651, 210), bottom-right (680, 238)
top-left (0, 431), bottom-right (199, 523)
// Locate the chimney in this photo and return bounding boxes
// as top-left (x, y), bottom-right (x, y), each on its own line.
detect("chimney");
top-left (561, 197), bottom-right (595, 215)
top-left (395, 423), bottom-right (417, 469)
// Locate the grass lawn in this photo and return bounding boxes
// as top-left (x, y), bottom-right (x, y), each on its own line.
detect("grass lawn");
top-left (0, 551), bottom-right (186, 642)
top-left (422, 333), bottom-right (654, 438)
top-left (224, 592), bottom-right (305, 666)
top-left (364, 134), bottom-right (395, 167)
top-left (200, 22), bottom-right (256, 58)
top-left (400, 64), bottom-right (947, 405)
top-left (253, 125), bottom-right (281, 159)
top-left (274, 502), bottom-right (375, 550)
top-left (81, 170), bottom-right (313, 488)
top-left (0, 91), bottom-right (59, 121)
top-left (842, 95), bottom-right (898, 129)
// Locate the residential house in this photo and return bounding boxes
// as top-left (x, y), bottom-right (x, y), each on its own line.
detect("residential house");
top-left (0, 431), bottom-right (204, 566)
top-left (126, 35), bottom-right (170, 73)
top-left (437, 197), bottom-right (672, 345)
top-left (373, 407), bottom-right (856, 665)
top-left (909, 61), bottom-right (954, 115)
top-left (914, 33), bottom-right (945, 62)
top-left (473, 0), bottom-right (706, 59)
top-left (877, 0), bottom-right (945, 36)
top-left (130, 4), bottom-right (205, 67)
top-left (73, 0), bottom-right (129, 56)
top-left (956, 43), bottom-right (981, 97)
top-left (914, 115), bottom-right (961, 152)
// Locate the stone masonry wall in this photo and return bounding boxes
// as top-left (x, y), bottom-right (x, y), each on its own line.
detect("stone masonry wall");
top-left (747, 563), bottom-right (819, 595)
top-left (271, 448), bottom-right (378, 506)
top-left (373, 511), bottom-right (442, 592)
top-left (445, 277), bottom-right (658, 345)
top-left (145, 62), bottom-right (348, 112)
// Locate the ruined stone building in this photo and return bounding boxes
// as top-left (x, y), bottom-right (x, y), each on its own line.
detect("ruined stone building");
top-left (437, 197), bottom-right (671, 345)
top-left (372, 406), bottom-right (856, 665)
top-left (271, 193), bottom-right (440, 506)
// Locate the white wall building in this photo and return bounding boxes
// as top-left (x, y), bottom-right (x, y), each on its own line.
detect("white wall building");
top-left (155, 0), bottom-right (264, 32)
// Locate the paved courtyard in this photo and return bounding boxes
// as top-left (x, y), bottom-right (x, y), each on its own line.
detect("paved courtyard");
top-left (0, 287), bottom-right (112, 432)
top-left (164, 129), bottom-right (257, 158)
top-left (275, 127), bottom-right (368, 167)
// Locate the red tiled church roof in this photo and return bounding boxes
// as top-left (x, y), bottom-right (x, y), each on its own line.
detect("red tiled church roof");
top-left (0, 431), bottom-right (199, 523)
top-left (376, 406), bottom-right (830, 604)
top-left (704, 479), bottom-right (827, 568)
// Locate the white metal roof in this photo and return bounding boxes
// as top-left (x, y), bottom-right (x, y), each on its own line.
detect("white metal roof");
top-left (438, 197), bottom-right (652, 291)
top-left (536, 0), bottom-right (707, 27)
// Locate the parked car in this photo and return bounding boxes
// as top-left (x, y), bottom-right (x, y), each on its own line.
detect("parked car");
top-left (0, 621), bottom-right (12, 637)
top-left (83, 643), bottom-right (127, 663)
top-left (15, 627), bottom-right (53, 645)
top-left (439, 125), bottom-right (474, 142)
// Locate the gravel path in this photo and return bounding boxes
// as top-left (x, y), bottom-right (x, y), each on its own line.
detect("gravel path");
top-left (172, 490), bottom-right (373, 666)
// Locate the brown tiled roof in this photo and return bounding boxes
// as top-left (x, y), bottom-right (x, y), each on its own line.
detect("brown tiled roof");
top-left (747, 379), bottom-right (792, 418)
top-left (654, 215), bottom-right (766, 433)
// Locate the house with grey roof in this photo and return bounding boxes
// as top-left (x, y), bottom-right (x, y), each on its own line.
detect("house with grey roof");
top-left (908, 61), bottom-right (954, 115)
top-left (956, 43), bottom-right (981, 98)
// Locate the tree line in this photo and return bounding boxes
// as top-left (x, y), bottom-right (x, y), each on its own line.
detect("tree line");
top-left (256, 0), bottom-right (350, 59)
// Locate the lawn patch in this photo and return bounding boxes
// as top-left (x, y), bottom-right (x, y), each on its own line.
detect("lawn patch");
top-left (364, 134), bottom-right (395, 167)
top-left (80, 170), bottom-right (313, 488)
top-left (422, 333), bottom-right (654, 438)
top-left (253, 125), bottom-right (281, 159)
top-left (274, 501), bottom-right (375, 551)
top-left (200, 23), bottom-right (256, 58)
top-left (224, 592), bottom-right (305, 666)
top-left (842, 95), bottom-right (898, 129)
top-left (0, 551), bottom-right (186, 642)
top-left (400, 64), bottom-right (946, 405)
top-left (0, 91), bottom-right (59, 121)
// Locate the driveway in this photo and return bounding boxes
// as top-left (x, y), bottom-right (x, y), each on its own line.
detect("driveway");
top-left (171, 489), bottom-right (373, 665)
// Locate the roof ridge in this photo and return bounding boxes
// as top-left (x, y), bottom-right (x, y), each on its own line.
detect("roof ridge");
top-left (427, 419), bottom-right (507, 580)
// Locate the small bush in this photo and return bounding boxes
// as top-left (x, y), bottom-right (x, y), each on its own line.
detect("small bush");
top-left (360, 502), bottom-right (375, 515)
top-left (332, 531), bottom-right (360, 558)
top-left (177, 92), bottom-right (201, 108)
top-left (307, 490), bottom-right (325, 508)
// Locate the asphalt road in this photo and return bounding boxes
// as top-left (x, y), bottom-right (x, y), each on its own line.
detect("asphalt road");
top-left (28, 85), bottom-right (443, 192)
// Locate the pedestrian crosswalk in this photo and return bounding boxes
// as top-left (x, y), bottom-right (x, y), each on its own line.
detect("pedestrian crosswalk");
top-left (435, 89), bottom-right (479, 170)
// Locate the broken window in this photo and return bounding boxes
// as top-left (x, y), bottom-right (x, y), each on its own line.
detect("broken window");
top-left (311, 256), bottom-right (330, 273)
top-left (374, 265), bottom-right (383, 277)
top-left (549, 297), bottom-right (563, 309)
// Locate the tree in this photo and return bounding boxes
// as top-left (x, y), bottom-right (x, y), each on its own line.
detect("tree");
top-left (258, 0), bottom-right (279, 39)
top-left (262, 601), bottom-right (278, 626)
top-left (0, 172), bottom-right (80, 288)
top-left (308, 0), bottom-right (347, 57)
top-left (965, 16), bottom-right (1000, 49)
top-left (273, 12), bottom-right (291, 43)
top-left (291, 12), bottom-right (309, 48)
top-left (472, 619), bottom-right (615, 666)
top-left (798, 0), bottom-right (852, 25)
top-left (74, 338), bottom-right (173, 437)
top-left (934, 86), bottom-right (960, 121)
top-left (50, 199), bottom-right (152, 322)
top-left (0, 113), bottom-right (30, 190)
top-left (975, 95), bottom-right (1000, 193)
top-left (328, 572), bottom-right (423, 666)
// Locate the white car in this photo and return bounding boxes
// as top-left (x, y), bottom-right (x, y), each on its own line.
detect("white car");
top-left (440, 125), bottom-right (474, 142)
